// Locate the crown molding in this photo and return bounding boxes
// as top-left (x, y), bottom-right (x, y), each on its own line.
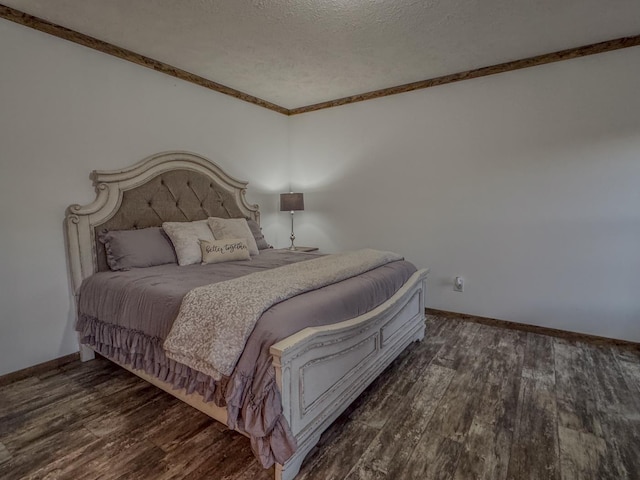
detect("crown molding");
top-left (0, 4), bottom-right (289, 115)
top-left (2, 4), bottom-right (639, 116)
top-left (289, 34), bottom-right (640, 115)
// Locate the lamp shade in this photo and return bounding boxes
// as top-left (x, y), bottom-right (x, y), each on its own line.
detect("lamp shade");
top-left (280, 192), bottom-right (304, 212)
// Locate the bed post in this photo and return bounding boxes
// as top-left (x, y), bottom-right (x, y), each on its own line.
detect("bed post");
top-left (79, 344), bottom-right (95, 362)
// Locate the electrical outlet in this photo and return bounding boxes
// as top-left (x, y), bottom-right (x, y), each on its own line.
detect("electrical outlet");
top-left (454, 276), bottom-right (464, 292)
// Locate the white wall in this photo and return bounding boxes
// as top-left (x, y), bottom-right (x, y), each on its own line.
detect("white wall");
top-left (290, 47), bottom-right (640, 341)
top-left (0, 20), bottom-right (289, 375)
top-left (2, 19), bottom-right (639, 377)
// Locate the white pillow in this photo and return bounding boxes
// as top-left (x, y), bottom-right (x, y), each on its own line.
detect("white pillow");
top-left (207, 217), bottom-right (259, 256)
top-left (200, 238), bottom-right (251, 264)
top-left (162, 220), bottom-right (216, 266)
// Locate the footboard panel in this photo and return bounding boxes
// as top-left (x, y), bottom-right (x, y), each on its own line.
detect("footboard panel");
top-left (270, 268), bottom-right (428, 480)
top-left (300, 331), bottom-right (379, 418)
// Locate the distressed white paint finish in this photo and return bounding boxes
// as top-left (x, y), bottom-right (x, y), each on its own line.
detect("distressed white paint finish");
top-left (65, 151), bottom-right (260, 295)
top-left (0, 19), bottom-right (289, 376)
top-left (65, 148), bottom-right (429, 480)
top-left (271, 269), bottom-right (428, 480)
top-left (3, 0), bottom-right (640, 108)
top-left (290, 46), bottom-right (640, 342)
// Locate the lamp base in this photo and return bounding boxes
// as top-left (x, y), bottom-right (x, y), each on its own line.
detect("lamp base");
top-left (289, 212), bottom-right (296, 250)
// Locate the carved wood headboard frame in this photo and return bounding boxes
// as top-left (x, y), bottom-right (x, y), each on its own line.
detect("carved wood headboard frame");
top-left (65, 151), bottom-right (260, 295)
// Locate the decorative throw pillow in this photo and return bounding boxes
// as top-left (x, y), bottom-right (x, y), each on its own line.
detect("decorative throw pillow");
top-left (246, 219), bottom-right (270, 250)
top-left (200, 238), bottom-right (251, 264)
top-left (98, 227), bottom-right (177, 271)
top-left (207, 217), bottom-right (259, 255)
top-left (162, 219), bottom-right (216, 266)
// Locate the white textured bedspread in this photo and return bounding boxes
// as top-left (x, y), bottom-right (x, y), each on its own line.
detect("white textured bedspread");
top-left (163, 248), bottom-right (402, 379)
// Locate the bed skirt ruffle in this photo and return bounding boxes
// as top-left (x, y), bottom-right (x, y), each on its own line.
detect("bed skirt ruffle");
top-left (76, 313), bottom-right (296, 467)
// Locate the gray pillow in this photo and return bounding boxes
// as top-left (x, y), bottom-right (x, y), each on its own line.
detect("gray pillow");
top-left (246, 219), bottom-right (270, 250)
top-left (98, 227), bottom-right (177, 271)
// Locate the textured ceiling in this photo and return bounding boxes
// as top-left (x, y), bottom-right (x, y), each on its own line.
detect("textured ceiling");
top-left (3, 0), bottom-right (640, 109)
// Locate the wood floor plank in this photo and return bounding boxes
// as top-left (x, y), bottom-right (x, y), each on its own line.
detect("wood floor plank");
top-left (554, 339), bottom-right (604, 437)
top-left (297, 416), bottom-right (379, 480)
top-left (557, 425), bottom-right (618, 480)
top-left (471, 328), bottom-right (525, 430)
top-left (0, 378), bottom-right (85, 419)
top-left (506, 333), bottom-right (560, 480)
top-left (582, 346), bottom-right (640, 479)
top-left (521, 332), bottom-right (556, 385)
top-left (432, 321), bottom-right (481, 370)
top-left (595, 413), bottom-right (640, 480)
top-left (152, 417), bottom-right (261, 480)
top-left (143, 403), bottom-right (215, 453)
top-left (0, 442), bottom-right (10, 466)
top-left (453, 328), bottom-right (526, 480)
top-left (39, 437), bottom-right (165, 480)
top-left (614, 353), bottom-right (640, 395)
top-left (83, 384), bottom-right (171, 437)
top-left (426, 326), bottom-right (499, 444)
top-left (0, 376), bottom-right (41, 405)
top-left (0, 385), bottom-right (122, 448)
top-left (401, 433), bottom-right (464, 480)
top-left (424, 314), bottom-right (461, 342)
top-left (613, 348), bottom-right (640, 364)
top-left (80, 438), bottom-right (167, 480)
top-left (589, 346), bottom-right (640, 417)
top-left (453, 419), bottom-right (513, 480)
top-left (506, 375), bottom-right (561, 480)
top-left (21, 437), bottom-right (128, 480)
top-left (344, 363), bottom-right (455, 480)
top-left (182, 434), bottom-right (255, 480)
top-left (153, 425), bottom-right (236, 479)
top-left (225, 460), bottom-right (274, 480)
top-left (0, 426), bottom-right (99, 480)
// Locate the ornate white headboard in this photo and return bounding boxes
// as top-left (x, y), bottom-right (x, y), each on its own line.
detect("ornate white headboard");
top-left (65, 151), bottom-right (260, 294)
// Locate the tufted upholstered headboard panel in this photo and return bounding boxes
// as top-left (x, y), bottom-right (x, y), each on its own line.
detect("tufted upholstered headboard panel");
top-left (66, 151), bottom-right (260, 292)
top-left (94, 169), bottom-right (247, 271)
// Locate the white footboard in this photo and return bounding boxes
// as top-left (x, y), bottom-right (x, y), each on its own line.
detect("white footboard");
top-left (270, 268), bottom-right (429, 480)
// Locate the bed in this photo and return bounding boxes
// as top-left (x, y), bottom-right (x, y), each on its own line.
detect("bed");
top-left (65, 151), bottom-right (429, 480)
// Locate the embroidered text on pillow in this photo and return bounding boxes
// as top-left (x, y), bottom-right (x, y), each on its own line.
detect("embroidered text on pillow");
top-left (200, 238), bottom-right (251, 264)
top-left (203, 241), bottom-right (248, 255)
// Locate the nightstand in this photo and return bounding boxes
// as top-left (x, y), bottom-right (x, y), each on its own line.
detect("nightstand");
top-left (289, 246), bottom-right (319, 253)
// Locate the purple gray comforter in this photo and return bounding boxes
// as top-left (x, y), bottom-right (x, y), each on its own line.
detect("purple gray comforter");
top-left (76, 249), bottom-right (416, 468)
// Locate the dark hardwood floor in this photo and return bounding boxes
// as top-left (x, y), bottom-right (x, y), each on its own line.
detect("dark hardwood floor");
top-left (1, 315), bottom-right (639, 480)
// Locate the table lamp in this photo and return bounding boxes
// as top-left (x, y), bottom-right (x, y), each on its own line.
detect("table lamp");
top-left (280, 192), bottom-right (304, 250)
